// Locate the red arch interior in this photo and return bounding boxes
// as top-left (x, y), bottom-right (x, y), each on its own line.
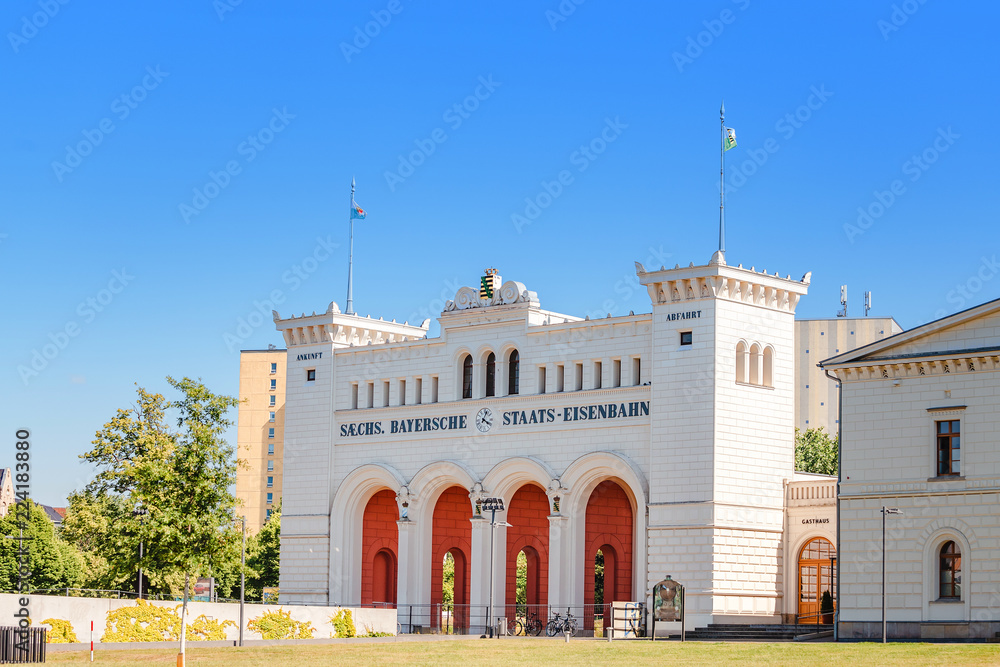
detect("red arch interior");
top-left (505, 483), bottom-right (550, 618)
top-left (361, 489), bottom-right (399, 606)
top-left (584, 480), bottom-right (634, 629)
top-left (431, 485), bottom-right (472, 630)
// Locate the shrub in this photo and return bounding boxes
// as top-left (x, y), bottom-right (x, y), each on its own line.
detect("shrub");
top-left (102, 600), bottom-right (181, 642)
top-left (330, 609), bottom-right (356, 638)
top-left (189, 615), bottom-right (237, 641)
top-left (361, 625), bottom-right (393, 637)
top-left (101, 599), bottom-right (236, 642)
top-left (42, 619), bottom-right (78, 643)
top-left (248, 608), bottom-right (314, 639)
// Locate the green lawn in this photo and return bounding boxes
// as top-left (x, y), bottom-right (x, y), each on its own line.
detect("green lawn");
top-left (46, 639), bottom-right (1000, 666)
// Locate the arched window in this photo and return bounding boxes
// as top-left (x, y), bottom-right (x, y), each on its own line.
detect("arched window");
top-left (461, 355), bottom-right (473, 399)
top-left (749, 344), bottom-right (762, 385)
top-left (508, 350), bottom-right (520, 395)
top-left (940, 541), bottom-right (961, 599)
top-left (763, 346), bottom-right (774, 387)
top-left (485, 353), bottom-right (496, 397)
top-left (736, 341), bottom-right (748, 383)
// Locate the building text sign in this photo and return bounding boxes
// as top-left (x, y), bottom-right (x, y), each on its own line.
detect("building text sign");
top-left (339, 400), bottom-right (650, 439)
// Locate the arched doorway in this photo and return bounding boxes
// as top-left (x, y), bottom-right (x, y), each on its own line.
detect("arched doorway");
top-left (431, 486), bottom-right (472, 632)
top-left (372, 549), bottom-right (396, 606)
top-left (798, 537), bottom-right (836, 624)
top-left (505, 484), bottom-right (549, 625)
top-left (584, 480), bottom-right (633, 632)
top-left (361, 489), bottom-right (398, 606)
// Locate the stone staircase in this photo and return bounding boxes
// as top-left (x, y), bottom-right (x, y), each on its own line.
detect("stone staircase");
top-left (669, 623), bottom-right (833, 641)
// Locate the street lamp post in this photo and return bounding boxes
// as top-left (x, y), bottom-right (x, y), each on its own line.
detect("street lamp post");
top-left (239, 515), bottom-right (246, 647)
top-left (480, 497), bottom-right (509, 638)
top-left (131, 506), bottom-right (148, 599)
top-left (881, 507), bottom-right (902, 643)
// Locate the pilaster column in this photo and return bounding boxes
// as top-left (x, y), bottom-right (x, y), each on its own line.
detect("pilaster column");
top-left (498, 359), bottom-right (509, 396)
top-left (473, 362), bottom-right (484, 399)
top-left (547, 513), bottom-right (571, 610)
top-left (469, 516), bottom-right (491, 634)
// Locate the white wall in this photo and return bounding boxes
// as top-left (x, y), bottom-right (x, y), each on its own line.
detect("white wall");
top-left (0, 594), bottom-right (395, 642)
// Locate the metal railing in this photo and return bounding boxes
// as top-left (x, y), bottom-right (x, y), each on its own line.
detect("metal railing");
top-left (386, 603), bottom-right (616, 637)
top-left (0, 588), bottom-right (275, 604)
top-left (796, 609), bottom-right (835, 625)
top-left (0, 627), bottom-right (46, 663)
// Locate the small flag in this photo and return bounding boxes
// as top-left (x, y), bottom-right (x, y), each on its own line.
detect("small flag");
top-left (351, 200), bottom-right (366, 220)
top-left (724, 127), bottom-right (737, 151)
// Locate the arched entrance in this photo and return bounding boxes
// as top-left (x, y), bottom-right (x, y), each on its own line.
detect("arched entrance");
top-left (583, 480), bottom-right (633, 632)
top-left (505, 484), bottom-right (550, 624)
top-left (797, 537), bottom-right (836, 624)
top-left (431, 485), bottom-right (472, 632)
top-left (361, 489), bottom-right (398, 606)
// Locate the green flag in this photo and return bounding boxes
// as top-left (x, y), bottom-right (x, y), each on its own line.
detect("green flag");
top-left (724, 127), bottom-right (737, 151)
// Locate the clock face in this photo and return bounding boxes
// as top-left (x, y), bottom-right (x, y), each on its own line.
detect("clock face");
top-left (475, 407), bottom-right (494, 433)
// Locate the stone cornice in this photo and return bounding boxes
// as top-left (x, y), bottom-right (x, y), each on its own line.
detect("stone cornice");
top-left (828, 353), bottom-right (1000, 382)
top-left (636, 258), bottom-right (810, 314)
top-left (273, 301), bottom-right (429, 348)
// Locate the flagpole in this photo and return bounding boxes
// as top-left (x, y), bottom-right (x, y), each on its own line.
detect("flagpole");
top-left (719, 101), bottom-right (725, 255)
top-left (346, 177), bottom-right (356, 315)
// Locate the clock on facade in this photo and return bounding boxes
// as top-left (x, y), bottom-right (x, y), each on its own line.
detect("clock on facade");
top-left (475, 407), bottom-right (494, 433)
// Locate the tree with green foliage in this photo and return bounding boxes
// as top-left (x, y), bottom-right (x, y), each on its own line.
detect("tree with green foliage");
top-left (62, 492), bottom-right (140, 591)
top-left (594, 550), bottom-right (605, 607)
top-left (245, 503), bottom-right (281, 600)
top-left (76, 377), bottom-right (239, 667)
top-left (442, 553), bottom-right (455, 607)
top-left (0, 500), bottom-right (83, 592)
top-left (515, 551), bottom-right (526, 607)
top-left (795, 427), bottom-right (839, 475)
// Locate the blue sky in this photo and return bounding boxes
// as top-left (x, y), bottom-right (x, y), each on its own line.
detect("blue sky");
top-left (2, 1), bottom-right (997, 504)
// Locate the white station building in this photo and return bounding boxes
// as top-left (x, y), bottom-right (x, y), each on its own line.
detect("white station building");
top-left (273, 252), bottom-right (840, 632)
top-left (821, 297), bottom-right (1000, 641)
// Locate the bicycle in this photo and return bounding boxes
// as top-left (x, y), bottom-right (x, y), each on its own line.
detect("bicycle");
top-left (524, 611), bottom-right (543, 637)
top-left (506, 616), bottom-right (523, 636)
top-left (545, 609), bottom-right (578, 637)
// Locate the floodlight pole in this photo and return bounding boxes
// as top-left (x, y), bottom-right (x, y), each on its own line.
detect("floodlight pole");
top-left (489, 506), bottom-right (496, 638)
